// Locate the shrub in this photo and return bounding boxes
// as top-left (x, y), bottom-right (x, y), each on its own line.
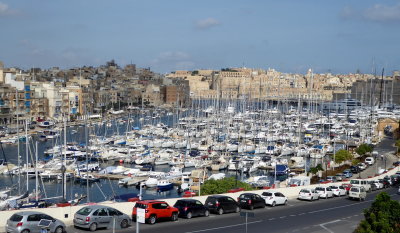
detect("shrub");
top-left (200, 177), bottom-right (253, 195)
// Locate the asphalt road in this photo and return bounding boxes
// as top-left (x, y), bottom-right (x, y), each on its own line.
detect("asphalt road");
top-left (66, 186), bottom-right (400, 233)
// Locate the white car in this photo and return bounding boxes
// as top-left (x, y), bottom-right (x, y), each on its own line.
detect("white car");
top-left (315, 186), bottom-right (334, 199)
top-left (365, 157), bottom-right (375, 165)
top-left (298, 188), bottom-right (320, 201)
top-left (261, 191), bottom-right (288, 207)
top-left (329, 185), bottom-right (347, 196)
top-left (372, 180), bottom-right (383, 189)
top-left (349, 186), bottom-right (367, 201)
top-left (357, 163), bottom-right (367, 170)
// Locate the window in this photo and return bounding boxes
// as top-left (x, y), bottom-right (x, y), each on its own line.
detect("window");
top-left (27, 214), bottom-right (41, 222)
top-left (9, 214), bottom-right (23, 222)
top-left (227, 197), bottom-right (235, 202)
top-left (40, 214), bottom-right (53, 221)
top-left (160, 203), bottom-right (169, 209)
top-left (77, 207), bottom-right (92, 216)
top-left (195, 201), bottom-right (203, 206)
top-left (108, 208), bottom-right (118, 216)
top-left (98, 209), bottom-right (108, 216)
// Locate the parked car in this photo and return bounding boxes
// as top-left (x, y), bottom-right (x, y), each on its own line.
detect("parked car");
top-left (372, 180), bottom-right (383, 189)
top-left (365, 157), bottom-right (375, 165)
top-left (369, 181), bottom-right (378, 191)
top-left (342, 169), bottom-right (353, 178)
top-left (393, 161), bottom-right (400, 167)
top-left (378, 179), bottom-right (390, 188)
top-left (132, 200), bottom-right (178, 225)
top-left (315, 186), bottom-right (334, 199)
top-left (298, 188), bottom-right (320, 201)
top-left (349, 186), bottom-right (367, 201)
top-left (205, 195), bottom-right (240, 215)
top-left (357, 163), bottom-right (367, 171)
top-left (350, 179), bottom-right (371, 192)
top-left (238, 193), bottom-right (265, 210)
top-left (6, 211), bottom-right (66, 233)
top-left (261, 191), bottom-right (287, 207)
top-left (350, 166), bottom-right (360, 174)
top-left (74, 205), bottom-right (131, 231)
top-left (326, 176), bottom-right (337, 183)
top-left (335, 173), bottom-right (344, 181)
top-left (329, 185), bottom-right (346, 196)
top-left (173, 199), bottom-right (209, 219)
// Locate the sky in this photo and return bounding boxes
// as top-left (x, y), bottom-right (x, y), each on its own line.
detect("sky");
top-left (0, 0), bottom-right (399, 74)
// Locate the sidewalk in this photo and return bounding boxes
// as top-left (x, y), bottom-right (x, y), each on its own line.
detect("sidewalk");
top-left (358, 137), bottom-right (399, 179)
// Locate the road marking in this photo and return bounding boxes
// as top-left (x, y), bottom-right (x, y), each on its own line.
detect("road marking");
top-left (268, 218), bottom-right (275, 220)
top-left (290, 214), bottom-right (297, 217)
top-left (307, 200), bottom-right (373, 214)
top-left (279, 216), bottom-right (286, 219)
top-left (185, 220), bottom-right (263, 233)
top-left (298, 213), bottom-right (306, 215)
top-left (319, 219), bottom-right (342, 233)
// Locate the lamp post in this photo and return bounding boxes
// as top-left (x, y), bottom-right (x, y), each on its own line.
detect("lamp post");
top-left (235, 161), bottom-right (239, 188)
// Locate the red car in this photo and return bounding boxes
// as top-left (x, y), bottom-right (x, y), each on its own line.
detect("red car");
top-left (132, 200), bottom-right (179, 224)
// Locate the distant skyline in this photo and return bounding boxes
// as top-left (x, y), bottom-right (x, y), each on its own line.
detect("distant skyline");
top-left (0, 0), bottom-right (399, 75)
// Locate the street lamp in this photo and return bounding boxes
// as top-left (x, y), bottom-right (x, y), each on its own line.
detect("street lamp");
top-left (235, 161), bottom-right (239, 188)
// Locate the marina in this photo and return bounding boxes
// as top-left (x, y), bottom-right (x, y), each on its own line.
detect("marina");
top-left (0, 100), bottom-right (399, 210)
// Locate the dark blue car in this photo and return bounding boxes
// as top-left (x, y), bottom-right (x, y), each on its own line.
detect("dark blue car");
top-left (173, 199), bottom-right (209, 219)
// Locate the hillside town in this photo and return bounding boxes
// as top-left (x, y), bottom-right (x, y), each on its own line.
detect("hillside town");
top-left (0, 60), bottom-right (399, 126)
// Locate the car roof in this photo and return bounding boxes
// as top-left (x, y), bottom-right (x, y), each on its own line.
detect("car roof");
top-left (176, 199), bottom-right (197, 202)
top-left (241, 193), bottom-right (257, 196)
top-left (80, 205), bottom-right (109, 209)
top-left (12, 211), bottom-right (46, 216)
top-left (209, 195), bottom-right (228, 198)
top-left (137, 200), bottom-right (166, 204)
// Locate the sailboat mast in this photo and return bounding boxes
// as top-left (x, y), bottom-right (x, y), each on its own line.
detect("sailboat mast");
top-left (16, 89), bottom-right (21, 195)
top-left (25, 118), bottom-right (29, 192)
top-left (63, 114), bottom-right (67, 200)
top-left (35, 141), bottom-right (38, 202)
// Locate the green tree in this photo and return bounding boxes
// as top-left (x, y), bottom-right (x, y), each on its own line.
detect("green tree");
top-left (395, 139), bottom-right (400, 154)
top-left (334, 149), bottom-right (353, 164)
top-left (200, 177), bottom-right (253, 195)
top-left (355, 192), bottom-right (400, 233)
top-left (309, 164), bottom-right (324, 176)
top-left (355, 144), bottom-right (373, 156)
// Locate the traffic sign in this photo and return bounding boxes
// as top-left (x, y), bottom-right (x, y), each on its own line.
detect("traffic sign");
top-left (240, 211), bottom-right (255, 218)
top-left (137, 208), bottom-right (145, 223)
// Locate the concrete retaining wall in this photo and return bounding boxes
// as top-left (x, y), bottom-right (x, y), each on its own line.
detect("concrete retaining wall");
top-left (1, 167), bottom-right (399, 232)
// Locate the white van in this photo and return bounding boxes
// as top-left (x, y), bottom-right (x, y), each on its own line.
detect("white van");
top-left (350, 179), bottom-right (371, 192)
top-left (365, 157), bottom-right (375, 165)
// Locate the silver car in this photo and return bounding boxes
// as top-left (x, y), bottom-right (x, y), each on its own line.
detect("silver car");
top-left (73, 205), bottom-right (131, 231)
top-left (6, 211), bottom-right (66, 233)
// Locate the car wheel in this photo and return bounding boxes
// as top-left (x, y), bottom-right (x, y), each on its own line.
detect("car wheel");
top-left (121, 219), bottom-right (129, 228)
top-left (89, 223), bottom-right (97, 232)
top-left (204, 210), bottom-right (210, 217)
top-left (310, 197), bottom-right (313, 201)
top-left (186, 211), bottom-right (193, 219)
top-left (235, 206), bottom-right (240, 213)
top-left (218, 208), bottom-right (224, 215)
top-left (249, 205), bottom-right (254, 210)
top-left (149, 215), bottom-right (157, 225)
top-left (171, 212), bottom-right (178, 221)
top-left (21, 230), bottom-right (30, 233)
top-left (55, 226), bottom-right (64, 233)
top-left (271, 201), bottom-right (276, 207)
top-left (284, 200), bottom-right (287, 205)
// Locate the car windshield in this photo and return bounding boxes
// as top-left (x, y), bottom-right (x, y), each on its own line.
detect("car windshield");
top-left (350, 180), bottom-right (359, 185)
top-left (315, 187), bottom-right (324, 191)
top-left (330, 186), bottom-right (338, 189)
top-left (9, 214), bottom-right (23, 222)
top-left (134, 203), bottom-right (148, 209)
top-left (300, 189), bottom-right (309, 193)
top-left (77, 207), bottom-right (92, 216)
top-left (350, 187), bottom-right (359, 192)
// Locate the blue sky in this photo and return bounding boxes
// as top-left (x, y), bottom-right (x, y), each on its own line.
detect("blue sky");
top-left (0, 0), bottom-right (399, 74)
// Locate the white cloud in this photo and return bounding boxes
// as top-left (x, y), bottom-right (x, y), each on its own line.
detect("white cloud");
top-left (0, 2), bottom-right (17, 16)
top-left (195, 17), bottom-right (220, 30)
top-left (363, 3), bottom-right (400, 22)
top-left (151, 51), bottom-right (195, 72)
